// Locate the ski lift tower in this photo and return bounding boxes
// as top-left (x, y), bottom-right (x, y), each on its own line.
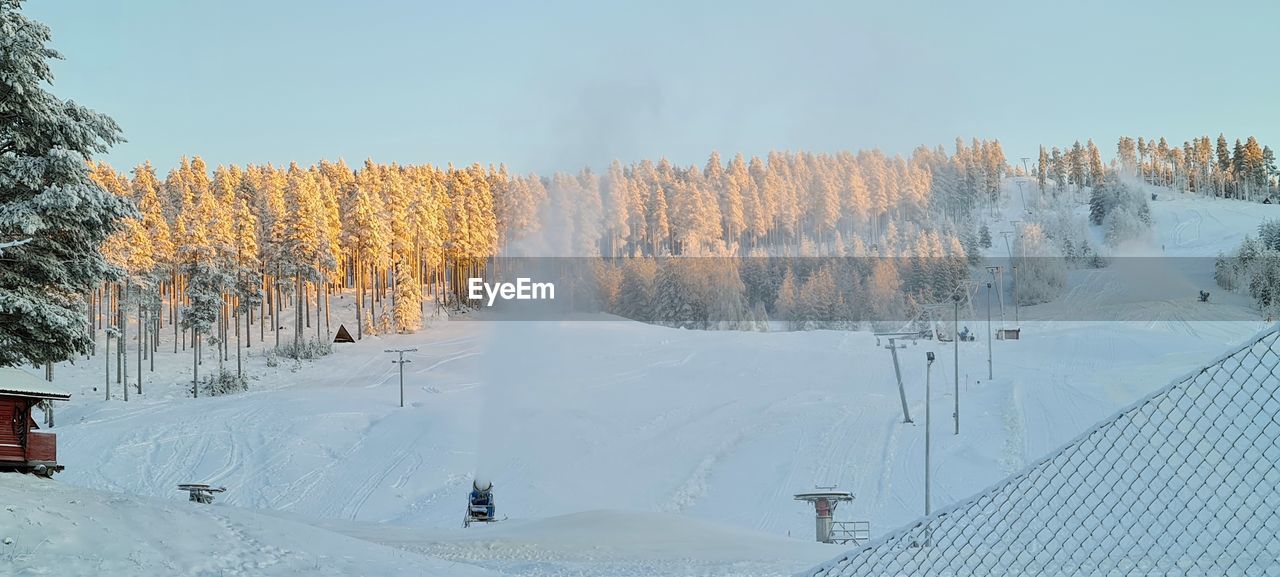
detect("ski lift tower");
top-left (875, 332), bottom-right (920, 424)
top-left (795, 488), bottom-right (858, 544)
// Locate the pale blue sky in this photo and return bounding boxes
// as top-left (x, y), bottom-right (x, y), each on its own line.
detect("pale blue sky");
top-left (29, 0), bottom-right (1280, 174)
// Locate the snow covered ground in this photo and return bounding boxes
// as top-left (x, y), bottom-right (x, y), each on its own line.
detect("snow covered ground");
top-left (308, 509), bottom-right (838, 577)
top-left (5, 184), bottom-right (1278, 576)
top-left (1, 473), bottom-right (495, 577)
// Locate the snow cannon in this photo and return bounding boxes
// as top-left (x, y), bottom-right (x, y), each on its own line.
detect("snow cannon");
top-left (465, 478), bottom-right (498, 527)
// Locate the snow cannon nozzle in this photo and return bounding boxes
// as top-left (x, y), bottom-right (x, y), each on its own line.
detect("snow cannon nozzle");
top-left (473, 479), bottom-right (492, 492)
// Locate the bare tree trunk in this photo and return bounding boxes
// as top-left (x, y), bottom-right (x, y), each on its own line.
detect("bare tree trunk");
top-left (216, 299), bottom-right (225, 374)
top-left (149, 304), bottom-right (156, 373)
top-left (171, 267), bottom-right (178, 334)
top-left (261, 270), bottom-right (268, 344)
top-left (137, 299), bottom-right (143, 395)
top-left (87, 292), bottom-right (96, 358)
top-left (174, 269), bottom-right (180, 353)
top-left (116, 283), bottom-right (124, 385)
top-left (294, 273), bottom-right (303, 354)
top-left (316, 281), bottom-right (322, 340)
top-left (192, 334), bottom-right (199, 398)
top-left (355, 248), bottom-right (363, 340)
top-left (219, 297), bottom-right (226, 362)
top-left (275, 266), bottom-right (283, 349)
top-left (304, 278), bottom-right (311, 329)
top-left (141, 300), bottom-right (148, 362)
top-left (104, 332), bottom-right (110, 401)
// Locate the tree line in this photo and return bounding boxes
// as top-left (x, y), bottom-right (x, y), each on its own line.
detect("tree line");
top-left (86, 158), bottom-right (507, 395)
top-left (84, 139), bottom-right (1013, 353)
top-left (1217, 219), bottom-right (1280, 314)
top-left (1115, 134), bottom-right (1276, 199)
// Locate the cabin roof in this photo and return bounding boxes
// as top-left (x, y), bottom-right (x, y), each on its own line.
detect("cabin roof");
top-left (0, 368), bottom-right (71, 400)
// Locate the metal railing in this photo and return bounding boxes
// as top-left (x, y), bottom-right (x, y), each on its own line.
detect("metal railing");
top-left (805, 327), bottom-right (1280, 576)
top-left (830, 521), bottom-right (871, 546)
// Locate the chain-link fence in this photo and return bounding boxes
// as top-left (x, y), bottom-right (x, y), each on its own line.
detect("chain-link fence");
top-left (804, 327), bottom-right (1280, 577)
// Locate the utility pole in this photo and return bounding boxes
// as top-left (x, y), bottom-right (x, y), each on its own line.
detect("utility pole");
top-left (1011, 265), bottom-right (1019, 325)
top-left (986, 264), bottom-right (1002, 368)
top-left (884, 337), bottom-right (912, 424)
top-left (953, 294), bottom-right (960, 435)
top-left (998, 229), bottom-right (1014, 327)
top-left (1008, 221), bottom-right (1018, 321)
top-left (1020, 157), bottom-right (1031, 177)
top-left (386, 348), bottom-right (418, 407)
top-left (1007, 221), bottom-right (1021, 327)
top-left (925, 351), bottom-right (935, 517)
top-left (986, 282), bottom-right (993, 380)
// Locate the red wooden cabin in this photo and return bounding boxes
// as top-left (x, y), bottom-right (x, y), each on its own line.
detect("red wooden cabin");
top-left (0, 368), bottom-right (70, 477)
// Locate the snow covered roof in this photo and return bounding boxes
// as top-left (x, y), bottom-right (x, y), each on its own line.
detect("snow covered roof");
top-left (802, 324), bottom-right (1280, 577)
top-left (0, 368), bottom-right (71, 400)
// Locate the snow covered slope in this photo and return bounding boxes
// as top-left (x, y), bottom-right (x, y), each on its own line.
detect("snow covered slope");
top-left (32, 317), bottom-right (1267, 577)
top-left (48, 319), bottom-right (1261, 532)
top-left (14, 187), bottom-right (1278, 576)
top-left (309, 509), bottom-right (838, 577)
top-left (983, 179), bottom-right (1280, 326)
top-left (1, 473), bottom-right (495, 577)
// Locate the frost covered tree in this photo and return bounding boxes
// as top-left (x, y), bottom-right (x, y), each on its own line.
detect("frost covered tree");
top-left (792, 265), bottom-right (840, 330)
top-left (133, 162), bottom-right (172, 280)
top-left (1036, 146), bottom-right (1049, 192)
top-left (651, 259), bottom-right (705, 329)
top-left (0, 0), bottom-right (133, 367)
top-left (281, 164), bottom-right (329, 347)
top-left (1217, 229), bottom-right (1280, 314)
top-left (1087, 139), bottom-right (1105, 186)
top-left (1050, 148), bottom-right (1067, 191)
top-left (1089, 186), bottom-right (1108, 225)
top-left (93, 163), bottom-right (153, 281)
top-left (616, 257), bottom-right (657, 321)
top-left (769, 266), bottom-right (798, 325)
top-left (1116, 137), bottom-right (1137, 176)
top-left (180, 259), bottom-right (224, 394)
top-left (1014, 223), bottom-right (1066, 305)
top-left (1249, 250), bottom-right (1280, 313)
top-left (230, 179), bottom-right (262, 372)
top-left (1258, 220), bottom-right (1280, 251)
top-left (346, 180), bottom-right (389, 337)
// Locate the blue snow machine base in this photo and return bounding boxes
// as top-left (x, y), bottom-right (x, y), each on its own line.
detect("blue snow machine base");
top-left (464, 481), bottom-right (502, 527)
top-left (464, 504), bottom-right (499, 528)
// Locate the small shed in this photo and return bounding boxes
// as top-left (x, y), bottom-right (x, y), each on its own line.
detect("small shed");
top-left (0, 368), bottom-right (70, 477)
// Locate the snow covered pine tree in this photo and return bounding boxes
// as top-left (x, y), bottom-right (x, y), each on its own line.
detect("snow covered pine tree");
top-left (0, 0), bottom-right (133, 367)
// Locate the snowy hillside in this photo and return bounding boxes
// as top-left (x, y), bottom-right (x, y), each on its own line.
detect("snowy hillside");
top-left (973, 178), bottom-right (1280, 326)
top-left (1, 473), bottom-right (494, 577)
top-left (6, 187), bottom-right (1278, 576)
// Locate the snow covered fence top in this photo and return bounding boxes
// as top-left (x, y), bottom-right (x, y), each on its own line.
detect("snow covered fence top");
top-left (800, 323), bottom-right (1280, 577)
top-left (0, 368), bottom-right (71, 400)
